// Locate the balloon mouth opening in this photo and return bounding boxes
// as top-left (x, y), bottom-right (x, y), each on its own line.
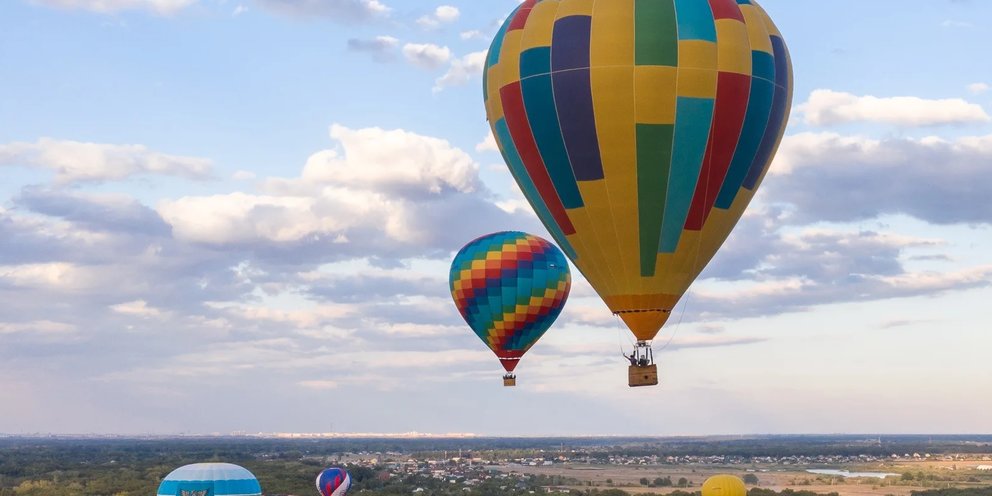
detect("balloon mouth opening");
top-left (498, 357), bottom-right (521, 372)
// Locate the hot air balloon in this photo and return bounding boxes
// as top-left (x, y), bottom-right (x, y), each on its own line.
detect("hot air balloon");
top-left (450, 231), bottom-right (571, 386)
top-left (157, 463), bottom-right (262, 496)
top-left (316, 467), bottom-right (352, 496)
top-left (702, 475), bottom-right (748, 496)
top-left (483, 0), bottom-right (793, 386)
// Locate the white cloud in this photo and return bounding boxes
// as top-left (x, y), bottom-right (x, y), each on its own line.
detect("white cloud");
top-left (433, 50), bottom-right (486, 92)
top-left (298, 380), bottom-right (340, 390)
top-left (0, 138), bottom-right (211, 185)
top-left (159, 192), bottom-right (346, 244)
top-left (460, 30), bottom-right (485, 41)
top-left (798, 89), bottom-right (991, 127)
top-left (110, 300), bottom-right (165, 317)
top-left (158, 124), bottom-right (522, 251)
top-left (968, 82), bottom-right (990, 95)
top-left (475, 133), bottom-right (498, 152)
top-left (29, 0), bottom-right (196, 15)
top-left (0, 263), bottom-right (96, 291)
top-left (255, 0), bottom-right (390, 22)
top-left (0, 320), bottom-right (76, 335)
top-left (302, 124), bottom-right (480, 195)
top-left (402, 43), bottom-right (452, 69)
top-left (416, 5), bottom-right (459, 28)
top-left (767, 132), bottom-right (992, 224)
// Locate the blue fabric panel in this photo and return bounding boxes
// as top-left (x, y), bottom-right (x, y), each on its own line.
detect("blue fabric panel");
top-left (659, 97), bottom-right (715, 253)
top-left (551, 15), bottom-right (592, 70)
top-left (520, 47), bottom-right (552, 79)
top-left (715, 72), bottom-right (775, 209)
top-left (674, 0), bottom-right (717, 42)
top-left (743, 35), bottom-right (789, 190)
top-left (495, 118), bottom-right (578, 260)
top-left (520, 73), bottom-right (584, 209)
top-left (550, 15), bottom-right (604, 182)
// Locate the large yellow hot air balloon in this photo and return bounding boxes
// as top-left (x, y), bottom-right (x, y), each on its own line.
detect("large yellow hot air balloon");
top-left (702, 475), bottom-right (748, 496)
top-left (483, 0), bottom-right (793, 386)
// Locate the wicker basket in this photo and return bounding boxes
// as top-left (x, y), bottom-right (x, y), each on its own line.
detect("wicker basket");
top-left (628, 364), bottom-right (659, 387)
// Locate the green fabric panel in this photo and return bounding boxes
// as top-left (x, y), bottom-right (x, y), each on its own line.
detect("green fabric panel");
top-left (636, 123), bottom-right (675, 277)
top-left (635, 0), bottom-right (679, 67)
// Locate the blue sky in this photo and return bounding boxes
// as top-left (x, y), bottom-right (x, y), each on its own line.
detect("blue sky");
top-left (1, 0), bottom-right (991, 436)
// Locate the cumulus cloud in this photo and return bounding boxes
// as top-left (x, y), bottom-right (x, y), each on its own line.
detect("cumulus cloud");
top-left (767, 132), bottom-right (992, 225)
top-left (416, 5), bottom-right (459, 28)
top-left (0, 138), bottom-right (211, 185)
top-left (255, 0), bottom-right (390, 22)
top-left (346, 35), bottom-right (399, 62)
top-left (798, 89), bottom-right (991, 127)
top-left (28, 0), bottom-right (196, 15)
top-left (434, 50), bottom-right (486, 92)
top-left (402, 43), bottom-right (452, 70)
top-left (302, 125), bottom-right (480, 195)
top-left (156, 123), bottom-right (535, 265)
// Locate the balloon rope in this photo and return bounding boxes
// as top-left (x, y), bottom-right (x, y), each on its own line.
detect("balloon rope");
top-left (615, 314), bottom-right (635, 358)
top-left (657, 290), bottom-right (691, 353)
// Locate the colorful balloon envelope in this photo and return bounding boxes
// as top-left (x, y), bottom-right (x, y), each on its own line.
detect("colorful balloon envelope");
top-left (157, 463), bottom-right (262, 496)
top-left (450, 232), bottom-right (571, 385)
top-left (483, 0), bottom-right (793, 364)
top-left (316, 467), bottom-right (351, 496)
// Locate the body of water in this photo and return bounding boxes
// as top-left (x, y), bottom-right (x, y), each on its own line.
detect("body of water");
top-left (807, 469), bottom-right (899, 479)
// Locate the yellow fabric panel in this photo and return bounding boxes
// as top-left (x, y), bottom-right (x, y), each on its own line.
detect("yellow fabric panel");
top-left (564, 230), bottom-right (610, 296)
top-left (555, 0), bottom-right (594, 18)
top-left (590, 65), bottom-right (640, 297)
top-left (520, 1), bottom-right (558, 51)
top-left (715, 19), bottom-right (751, 75)
top-left (739, 5), bottom-right (773, 55)
top-left (678, 40), bottom-right (717, 69)
top-left (576, 181), bottom-right (626, 296)
top-left (676, 67), bottom-right (718, 99)
top-left (634, 66), bottom-right (678, 124)
top-left (651, 229), bottom-right (702, 295)
top-left (567, 204), bottom-right (619, 296)
top-left (498, 30), bottom-right (525, 86)
top-left (620, 311), bottom-right (673, 342)
top-left (486, 68), bottom-right (505, 122)
top-left (590, 0), bottom-right (635, 67)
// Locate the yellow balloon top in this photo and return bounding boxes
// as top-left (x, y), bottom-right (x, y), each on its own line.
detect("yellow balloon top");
top-left (702, 475), bottom-right (748, 496)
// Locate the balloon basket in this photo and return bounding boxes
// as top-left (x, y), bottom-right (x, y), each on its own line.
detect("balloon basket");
top-left (628, 364), bottom-right (659, 387)
top-left (502, 374), bottom-right (517, 387)
top-left (627, 341), bottom-right (658, 387)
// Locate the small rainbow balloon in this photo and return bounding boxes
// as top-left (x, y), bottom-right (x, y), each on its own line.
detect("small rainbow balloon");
top-left (450, 232), bottom-right (571, 383)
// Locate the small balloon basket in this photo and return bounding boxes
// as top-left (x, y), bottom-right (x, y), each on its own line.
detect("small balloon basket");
top-left (629, 364), bottom-right (659, 387)
top-left (502, 374), bottom-right (517, 387)
top-left (627, 341), bottom-right (659, 387)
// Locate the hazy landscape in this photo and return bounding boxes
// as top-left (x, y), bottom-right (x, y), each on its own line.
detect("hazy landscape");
top-left (2, 436), bottom-right (992, 496)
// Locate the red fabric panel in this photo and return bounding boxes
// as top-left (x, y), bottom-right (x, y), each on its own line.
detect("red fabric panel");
top-left (708, 0), bottom-right (745, 21)
top-left (685, 72), bottom-right (752, 230)
top-left (500, 81), bottom-right (577, 235)
top-left (509, 0), bottom-right (538, 30)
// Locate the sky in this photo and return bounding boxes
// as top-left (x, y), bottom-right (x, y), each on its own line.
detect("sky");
top-left (1, 0), bottom-right (991, 436)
